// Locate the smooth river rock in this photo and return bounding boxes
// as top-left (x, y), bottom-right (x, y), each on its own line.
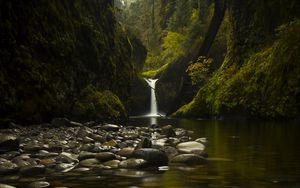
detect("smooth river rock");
top-left (118, 159), bottom-right (147, 169)
top-left (95, 152), bottom-right (116, 162)
top-left (101, 124), bottom-right (120, 132)
top-left (20, 165), bottom-right (46, 176)
top-left (171, 154), bottom-right (207, 165)
top-left (0, 184), bottom-right (16, 188)
top-left (0, 135), bottom-right (19, 153)
top-left (28, 181), bottom-right (50, 188)
top-left (176, 141), bottom-right (205, 154)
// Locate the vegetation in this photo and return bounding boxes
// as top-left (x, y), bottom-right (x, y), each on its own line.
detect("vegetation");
top-left (0, 0), bottom-right (134, 124)
top-left (174, 19), bottom-right (300, 119)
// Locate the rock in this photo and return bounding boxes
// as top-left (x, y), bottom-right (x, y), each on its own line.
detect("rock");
top-left (195, 137), bottom-right (208, 145)
top-left (118, 159), bottom-right (147, 169)
top-left (39, 158), bottom-right (56, 167)
top-left (136, 137), bottom-right (152, 149)
top-left (28, 181), bottom-right (50, 188)
top-left (90, 134), bottom-right (106, 143)
top-left (69, 121), bottom-right (83, 127)
top-left (103, 160), bottom-right (120, 168)
top-left (83, 136), bottom-right (94, 143)
top-left (55, 163), bottom-right (75, 172)
top-left (79, 159), bottom-right (101, 167)
top-left (23, 144), bottom-right (42, 152)
top-left (20, 165), bottom-right (46, 176)
top-left (171, 154), bottom-right (207, 165)
top-left (0, 160), bottom-right (19, 175)
top-left (101, 124), bottom-right (120, 132)
top-left (161, 125), bottom-right (176, 137)
top-left (161, 146), bottom-right (178, 158)
top-left (51, 118), bottom-right (70, 127)
top-left (103, 140), bottom-right (117, 147)
top-left (0, 135), bottom-right (19, 153)
top-left (58, 152), bottom-right (78, 163)
top-left (176, 141), bottom-right (205, 154)
top-left (117, 147), bottom-right (135, 158)
top-left (95, 152), bottom-right (116, 162)
top-left (0, 184), bottom-right (16, 188)
top-left (78, 152), bottom-right (96, 161)
top-left (77, 126), bottom-right (93, 137)
top-left (47, 145), bottom-right (63, 153)
top-left (132, 148), bottom-right (168, 166)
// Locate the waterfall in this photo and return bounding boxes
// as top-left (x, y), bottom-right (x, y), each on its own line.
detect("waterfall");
top-left (144, 78), bottom-right (159, 117)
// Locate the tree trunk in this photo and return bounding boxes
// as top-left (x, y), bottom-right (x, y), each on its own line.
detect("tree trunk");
top-left (196, 0), bottom-right (227, 58)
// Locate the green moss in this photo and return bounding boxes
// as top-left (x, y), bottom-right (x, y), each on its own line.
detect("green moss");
top-left (174, 19), bottom-right (300, 119)
top-left (73, 85), bottom-right (127, 122)
top-left (141, 63), bottom-right (170, 78)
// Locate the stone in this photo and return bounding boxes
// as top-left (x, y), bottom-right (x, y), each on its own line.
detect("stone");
top-left (83, 136), bottom-right (94, 143)
top-left (55, 163), bottom-right (75, 172)
top-left (103, 160), bottom-right (120, 168)
top-left (132, 148), bottom-right (168, 166)
top-left (57, 152), bottom-right (78, 163)
top-left (117, 147), bottom-right (135, 158)
top-left (28, 181), bottom-right (50, 188)
top-left (79, 159), bottom-right (101, 167)
top-left (103, 140), bottom-right (117, 147)
top-left (90, 134), bottom-right (106, 143)
top-left (0, 184), bottom-right (16, 188)
top-left (176, 141), bottom-right (205, 154)
top-left (0, 161), bottom-right (19, 175)
top-left (161, 146), bottom-right (178, 158)
top-left (39, 158), bottom-right (56, 167)
top-left (161, 125), bottom-right (176, 137)
top-left (0, 135), bottom-right (19, 153)
top-left (78, 152), bottom-right (96, 161)
top-left (95, 152), bottom-right (116, 162)
top-left (101, 124), bottom-right (120, 132)
top-left (171, 154), bottom-right (207, 165)
top-left (20, 165), bottom-right (46, 176)
top-left (77, 126), bottom-right (93, 137)
top-left (195, 137), bottom-right (208, 145)
top-left (136, 137), bottom-right (152, 149)
top-left (118, 159), bottom-right (147, 169)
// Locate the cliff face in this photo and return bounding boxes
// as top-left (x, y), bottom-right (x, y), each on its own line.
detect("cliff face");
top-left (0, 0), bottom-right (134, 123)
top-left (174, 0), bottom-right (300, 119)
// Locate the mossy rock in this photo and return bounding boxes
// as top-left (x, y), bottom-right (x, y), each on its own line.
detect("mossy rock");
top-left (73, 85), bottom-right (127, 122)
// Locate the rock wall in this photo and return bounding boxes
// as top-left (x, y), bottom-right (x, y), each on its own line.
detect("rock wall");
top-left (0, 0), bottom-right (134, 124)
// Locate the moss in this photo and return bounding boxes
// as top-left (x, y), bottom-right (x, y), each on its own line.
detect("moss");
top-left (73, 85), bottom-right (127, 122)
top-left (174, 19), bottom-right (300, 119)
top-left (141, 63), bottom-right (170, 78)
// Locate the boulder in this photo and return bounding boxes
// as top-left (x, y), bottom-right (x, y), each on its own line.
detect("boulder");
top-left (132, 148), bottom-right (168, 166)
top-left (171, 154), bottom-right (207, 165)
top-left (0, 135), bottom-right (19, 153)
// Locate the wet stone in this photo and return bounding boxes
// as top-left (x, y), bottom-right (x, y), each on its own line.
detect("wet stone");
top-left (171, 154), bottom-right (207, 165)
top-left (28, 181), bottom-right (50, 188)
top-left (118, 159), bottom-right (147, 169)
top-left (79, 158), bottom-right (101, 168)
top-left (0, 184), bottom-right (16, 188)
top-left (20, 165), bottom-right (46, 176)
top-left (78, 152), bottom-right (96, 161)
top-left (117, 147), bottom-right (135, 158)
top-left (132, 148), bottom-right (168, 167)
top-left (0, 135), bottom-right (20, 153)
top-left (101, 124), bottom-right (120, 132)
top-left (95, 152), bottom-right (116, 162)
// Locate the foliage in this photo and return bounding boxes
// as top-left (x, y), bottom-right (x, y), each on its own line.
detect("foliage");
top-left (174, 19), bottom-right (300, 119)
top-left (186, 56), bottom-right (213, 85)
top-left (141, 63), bottom-right (170, 78)
top-left (0, 0), bottom-right (134, 123)
top-left (73, 85), bottom-right (127, 122)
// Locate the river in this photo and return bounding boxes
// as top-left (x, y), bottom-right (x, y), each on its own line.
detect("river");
top-left (19, 117), bottom-right (299, 188)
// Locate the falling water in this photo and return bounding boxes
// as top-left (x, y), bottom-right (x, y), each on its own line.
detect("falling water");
top-left (144, 78), bottom-right (159, 117)
top-left (144, 78), bottom-right (160, 125)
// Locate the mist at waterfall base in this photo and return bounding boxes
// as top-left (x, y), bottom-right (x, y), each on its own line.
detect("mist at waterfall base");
top-left (133, 78), bottom-right (164, 125)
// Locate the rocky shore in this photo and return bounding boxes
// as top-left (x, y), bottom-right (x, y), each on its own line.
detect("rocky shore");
top-left (0, 118), bottom-right (208, 188)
